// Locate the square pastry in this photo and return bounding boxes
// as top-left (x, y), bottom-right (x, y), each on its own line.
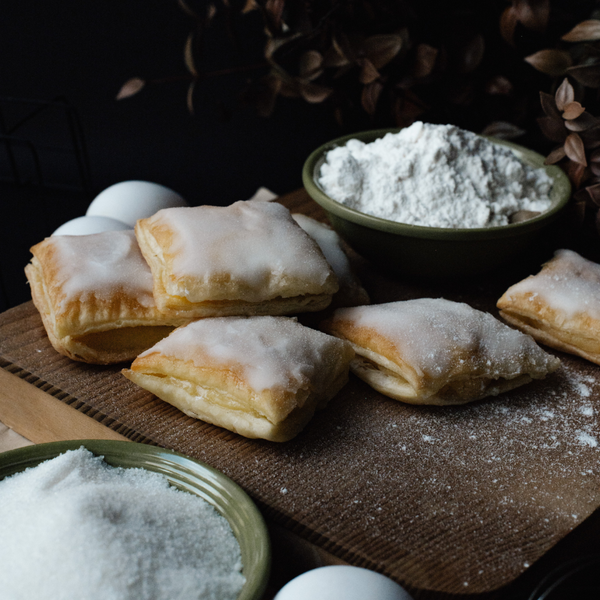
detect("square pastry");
top-left (25, 230), bottom-right (190, 364)
top-left (321, 298), bottom-right (560, 405)
top-left (134, 201), bottom-right (339, 318)
top-left (122, 316), bottom-right (354, 442)
top-left (498, 249), bottom-right (600, 365)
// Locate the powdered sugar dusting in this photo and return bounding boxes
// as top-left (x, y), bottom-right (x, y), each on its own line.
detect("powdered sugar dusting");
top-left (318, 122), bottom-right (553, 228)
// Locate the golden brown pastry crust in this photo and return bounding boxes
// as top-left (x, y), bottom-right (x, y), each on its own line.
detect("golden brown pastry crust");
top-left (322, 298), bottom-right (560, 405)
top-left (134, 201), bottom-right (339, 318)
top-left (122, 316), bottom-right (354, 441)
top-left (25, 231), bottom-right (190, 364)
top-left (497, 249), bottom-right (600, 365)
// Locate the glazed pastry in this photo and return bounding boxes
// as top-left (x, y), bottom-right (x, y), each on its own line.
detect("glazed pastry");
top-left (292, 213), bottom-right (370, 308)
top-left (134, 201), bottom-right (339, 318)
top-left (321, 298), bottom-right (560, 405)
top-left (497, 249), bottom-right (600, 365)
top-left (25, 230), bottom-right (191, 364)
top-left (122, 316), bottom-right (354, 442)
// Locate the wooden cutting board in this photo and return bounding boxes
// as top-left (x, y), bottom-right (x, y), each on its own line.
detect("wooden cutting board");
top-left (1, 189), bottom-right (600, 597)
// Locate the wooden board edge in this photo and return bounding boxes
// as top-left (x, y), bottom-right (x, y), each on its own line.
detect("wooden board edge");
top-left (0, 366), bottom-right (129, 443)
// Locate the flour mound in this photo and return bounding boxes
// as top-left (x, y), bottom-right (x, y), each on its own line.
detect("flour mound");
top-left (318, 122), bottom-right (554, 228)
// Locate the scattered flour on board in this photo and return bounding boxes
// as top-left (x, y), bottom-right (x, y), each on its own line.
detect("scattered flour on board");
top-left (318, 121), bottom-right (553, 228)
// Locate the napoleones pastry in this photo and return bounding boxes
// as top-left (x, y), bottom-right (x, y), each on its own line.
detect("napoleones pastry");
top-left (321, 298), bottom-right (560, 405)
top-left (134, 201), bottom-right (339, 318)
top-left (498, 249), bottom-right (600, 365)
top-left (122, 316), bottom-right (355, 442)
top-left (292, 213), bottom-right (370, 308)
top-left (25, 230), bottom-right (191, 364)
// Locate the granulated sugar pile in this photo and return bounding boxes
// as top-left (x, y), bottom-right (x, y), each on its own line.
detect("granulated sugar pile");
top-left (0, 447), bottom-right (245, 600)
top-left (318, 122), bottom-right (554, 228)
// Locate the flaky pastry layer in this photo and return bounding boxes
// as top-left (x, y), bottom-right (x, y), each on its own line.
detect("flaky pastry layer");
top-left (497, 249), bottom-right (600, 365)
top-left (25, 231), bottom-right (191, 364)
top-left (122, 316), bottom-right (354, 441)
top-left (322, 298), bottom-right (560, 405)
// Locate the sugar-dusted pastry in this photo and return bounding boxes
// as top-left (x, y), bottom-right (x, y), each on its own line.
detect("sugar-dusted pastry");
top-left (122, 316), bottom-right (354, 442)
top-left (498, 249), bottom-right (600, 365)
top-left (292, 213), bottom-right (370, 308)
top-left (134, 201), bottom-right (339, 318)
top-left (321, 298), bottom-right (560, 405)
top-left (25, 230), bottom-right (191, 364)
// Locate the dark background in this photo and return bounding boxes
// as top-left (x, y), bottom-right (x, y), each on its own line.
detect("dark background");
top-left (0, 0), bottom-right (344, 310)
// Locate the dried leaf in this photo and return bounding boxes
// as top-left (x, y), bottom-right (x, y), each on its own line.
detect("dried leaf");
top-left (361, 81), bottom-right (383, 116)
top-left (585, 183), bottom-right (600, 206)
top-left (116, 77), bottom-right (145, 100)
top-left (537, 115), bottom-right (567, 143)
top-left (186, 80), bottom-right (196, 115)
top-left (564, 132), bottom-right (587, 166)
top-left (184, 32), bottom-right (198, 77)
top-left (323, 42), bottom-right (350, 68)
top-left (513, 0), bottom-right (550, 32)
top-left (565, 111), bottom-right (598, 132)
top-left (206, 3), bottom-right (217, 20)
top-left (539, 91), bottom-right (562, 119)
top-left (485, 76), bottom-right (513, 95)
top-left (458, 34), bottom-right (485, 74)
top-left (413, 44), bottom-right (438, 78)
top-left (500, 6), bottom-right (518, 46)
top-left (555, 78), bottom-right (575, 111)
top-left (299, 50), bottom-right (323, 81)
top-left (565, 159), bottom-right (588, 188)
top-left (524, 49), bottom-right (572, 76)
top-left (562, 19), bottom-right (600, 42)
top-left (481, 121), bottom-right (525, 139)
top-left (544, 146), bottom-right (566, 164)
top-left (177, 0), bottom-right (197, 18)
top-left (363, 34), bottom-right (402, 70)
top-left (567, 63), bottom-right (600, 88)
top-left (299, 81), bottom-right (332, 104)
top-left (265, 0), bottom-right (285, 31)
top-left (563, 101), bottom-right (585, 120)
top-left (242, 0), bottom-right (258, 13)
top-left (359, 58), bottom-right (380, 85)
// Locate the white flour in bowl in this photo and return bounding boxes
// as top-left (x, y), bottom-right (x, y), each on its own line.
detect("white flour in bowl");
top-left (317, 122), bottom-right (554, 228)
top-left (0, 447), bottom-right (245, 600)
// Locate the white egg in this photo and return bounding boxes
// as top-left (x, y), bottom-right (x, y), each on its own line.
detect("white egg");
top-left (52, 216), bottom-right (132, 236)
top-left (274, 566), bottom-right (414, 600)
top-left (86, 180), bottom-right (188, 226)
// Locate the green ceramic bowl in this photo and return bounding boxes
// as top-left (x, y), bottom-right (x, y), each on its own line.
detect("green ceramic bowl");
top-left (303, 128), bottom-right (572, 280)
top-left (0, 439), bottom-right (271, 600)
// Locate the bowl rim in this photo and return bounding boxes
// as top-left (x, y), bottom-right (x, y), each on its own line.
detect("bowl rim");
top-left (0, 439), bottom-right (271, 600)
top-left (302, 127), bottom-right (572, 241)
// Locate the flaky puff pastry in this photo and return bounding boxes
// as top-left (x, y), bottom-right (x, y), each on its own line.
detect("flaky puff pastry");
top-left (122, 316), bottom-right (354, 442)
top-left (498, 249), bottom-right (600, 365)
top-left (291, 213), bottom-right (370, 308)
top-left (322, 298), bottom-right (560, 405)
top-left (25, 230), bottom-right (192, 364)
top-left (134, 201), bottom-right (339, 318)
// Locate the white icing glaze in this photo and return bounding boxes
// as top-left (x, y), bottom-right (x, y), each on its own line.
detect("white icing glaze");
top-left (291, 214), bottom-right (353, 284)
top-left (155, 201), bottom-right (332, 301)
top-left (504, 249), bottom-right (600, 320)
top-left (334, 298), bottom-right (554, 379)
top-left (51, 230), bottom-right (156, 309)
top-left (140, 316), bottom-right (346, 394)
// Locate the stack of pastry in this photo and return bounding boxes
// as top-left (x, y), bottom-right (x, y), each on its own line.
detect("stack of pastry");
top-left (25, 200), bottom-right (359, 440)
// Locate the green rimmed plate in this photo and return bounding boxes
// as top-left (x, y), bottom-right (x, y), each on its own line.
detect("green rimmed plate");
top-left (0, 439), bottom-right (271, 600)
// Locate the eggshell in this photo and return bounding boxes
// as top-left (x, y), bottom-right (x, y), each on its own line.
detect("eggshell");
top-left (52, 216), bottom-right (132, 236)
top-left (86, 180), bottom-right (188, 226)
top-left (274, 566), bottom-right (414, 600)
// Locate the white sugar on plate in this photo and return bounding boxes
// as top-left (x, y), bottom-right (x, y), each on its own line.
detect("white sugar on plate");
top-left (0, 447), bottom-right (245, 600)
